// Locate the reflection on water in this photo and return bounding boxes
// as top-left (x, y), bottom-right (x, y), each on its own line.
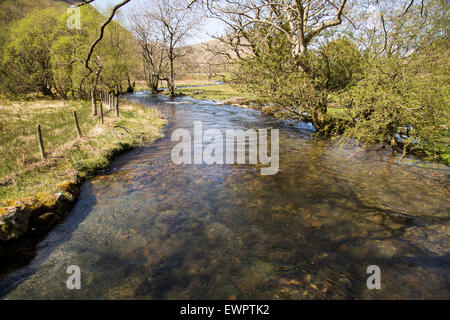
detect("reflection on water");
top-left (0, 93), bottom-right (449, 299)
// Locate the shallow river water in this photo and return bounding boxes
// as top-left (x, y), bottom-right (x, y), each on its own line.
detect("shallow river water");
top-left (0, 92), bottom-right (449, 299)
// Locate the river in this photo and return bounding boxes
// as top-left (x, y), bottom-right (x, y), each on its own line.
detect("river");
top-left (0, 92), bottom-right (448, 299)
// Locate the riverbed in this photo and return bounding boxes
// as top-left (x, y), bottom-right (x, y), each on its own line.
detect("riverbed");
top-left (0, 92), bottom-right (448, 299)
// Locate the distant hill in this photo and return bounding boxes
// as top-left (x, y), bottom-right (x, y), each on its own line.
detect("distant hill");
top-left (0, 0), bottom-right (71, 26)
top-left (178, 37), bottom-right (251, 78)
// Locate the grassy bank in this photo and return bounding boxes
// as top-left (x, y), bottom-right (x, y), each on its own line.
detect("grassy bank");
top-left (171, 84), bottom-right (259, 103)
top-left (134, 78), bottom-right (225, 92)
top-left (0, 99), bottom-right (166, 203)
top-left (172, 83), bottom-right (347, 118)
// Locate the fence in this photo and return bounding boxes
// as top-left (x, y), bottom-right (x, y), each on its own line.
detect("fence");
top-left (36, 92), bottom-right (120, 159)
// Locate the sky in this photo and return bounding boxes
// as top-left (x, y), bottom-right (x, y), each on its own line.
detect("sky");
top-left (91, 0), bottom-right (226, 45)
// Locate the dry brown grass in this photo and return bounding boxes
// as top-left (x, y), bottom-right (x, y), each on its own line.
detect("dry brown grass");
top-left (0, 99), bottom-right (166, 202)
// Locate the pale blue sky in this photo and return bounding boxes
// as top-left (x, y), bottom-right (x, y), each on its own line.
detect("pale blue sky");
top-left (91, 0), bottom-right (225, 45)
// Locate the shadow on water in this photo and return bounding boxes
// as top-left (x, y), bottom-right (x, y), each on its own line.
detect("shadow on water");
top-left (0, 182), bottom-right (98, 297)
top-left (0, 91), bottom-right (448, 299)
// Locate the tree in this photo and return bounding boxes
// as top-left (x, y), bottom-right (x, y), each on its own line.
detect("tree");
top-left (341, 36), bottom-right (449, 162)
top-left (207, 0), bottom-right (349, 71)
top-left (0, 8), bottom-right (59, 97)
top-left (202, 1), bottom-right (354, 130)
top-left (70, 0), bottom-right (132, 101)
top-left (0, 3), bottom-right (141, 101)
top-left (333, 0), bottom-right (450, 159)
top-left (128, 4), bottom-right (169, 93)
top-left (51, 35), bottom-right (75, 100)
top-left (348, 0), bottom-right (449, 58)
top-left (151, 0), bottom-right (201, 97)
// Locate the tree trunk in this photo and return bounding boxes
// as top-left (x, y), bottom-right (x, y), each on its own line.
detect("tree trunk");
top-left (169, 61), bottom-right (175, 97)
top-left (390, 135), bottom-right (397, 151)
top-left (150, 75), bottom-right (159, 94)
top-left (311, 109), bottom-right (323, 132)
top-left (91, 88), bottom-right (97, 116)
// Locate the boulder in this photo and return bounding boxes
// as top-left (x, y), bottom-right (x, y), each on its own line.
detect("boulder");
top-left (30, 192), bottom-right (70, 219)
top-left (0, 205), bottom-right (31, 241)
top-left (57, 180), bottom-right (79, 200)
top-left (34, 212), bottom-right (61, 233)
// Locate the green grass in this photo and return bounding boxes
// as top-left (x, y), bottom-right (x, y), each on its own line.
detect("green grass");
top-left (171, 84), bottom-right (259, 102)
top-left (0, 100), bottom-right (166, 202)
top-left (0, 100), bottom-right (96, 178)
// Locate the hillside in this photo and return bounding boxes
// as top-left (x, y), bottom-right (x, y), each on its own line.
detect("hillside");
top-left (177, 37), bottom-right (251, 78)
top-left (0, 0), bottom-right (71, 26)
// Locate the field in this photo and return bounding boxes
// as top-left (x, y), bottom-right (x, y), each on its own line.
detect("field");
top-left (0, 99), bottom-right (166, 202)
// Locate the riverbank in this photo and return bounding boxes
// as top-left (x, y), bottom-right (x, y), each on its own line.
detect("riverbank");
top-left (174, 84), bottom-right (449, 166)
top-left (170, 83), bottom-right (348, 121)
top-left (1, 91), bottom-right (448, 299)
top-left (0, 99), bottom-right (166, 246)
top-left (170, 83), bottom-right (260, 106)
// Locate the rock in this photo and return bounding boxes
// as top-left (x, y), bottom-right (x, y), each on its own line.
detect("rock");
top-left (0, 243), bottom-right (5, 262)
top-left (14, 193), bottom-right (68, 219)
top-left (225, 97), bottom-right (251, 105)
top-left (32, 193), bottom-right (70, 218)
top-left (0, 192), bottom-right (72, 241)
top-left (34, 212), bottom-right (61, 233)
top-left (193, 90), bottom-right (204, 94)
top-left (0, 206), bottom-right (31, 241)
top-left (57, 180), bottom-right (79, 200)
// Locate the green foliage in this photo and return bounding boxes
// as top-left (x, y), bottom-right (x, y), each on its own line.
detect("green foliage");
top-left (1, 8), bottom-right (59, 96)
top-left (51, 35), bottom-right (75, 99)
top-left (237, 34), bottom-right (362, 131)
top-left (0, 4), bottom-right (140, 98)
top-left (341, 58), bottom-right (413, 145)
top-left (234, 1), bottom-right (449, 164)
top-left (313, 38), bottom-right (363, 92)
top-left (341, 37), bottom-right (449, 164)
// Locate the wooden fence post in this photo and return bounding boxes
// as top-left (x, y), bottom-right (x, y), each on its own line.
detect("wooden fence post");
top-left (115, 96), bottom-right (119, 118)
top-left (91, 88), bottom-right (97, 116)
top-left (100, 102), bottom-right (104, 125)
top-left (73, 111), bottom-right (82, 138)
top-left (37, 124), bottom-right (45, 159)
